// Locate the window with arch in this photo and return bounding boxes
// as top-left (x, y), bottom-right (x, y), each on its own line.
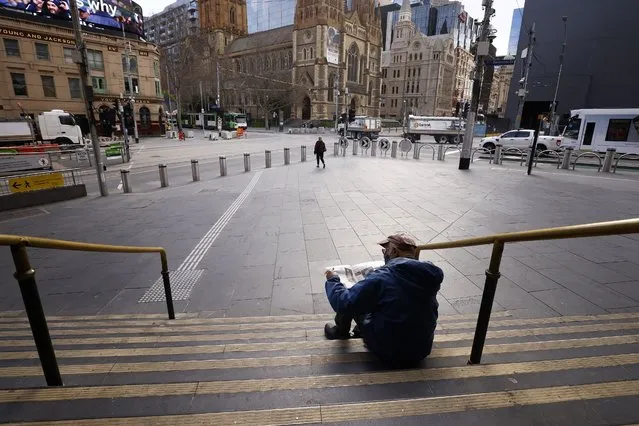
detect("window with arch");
top-left (409, 53), bottom-right (412, 61)
top-left (230, 7), bottom-right (236, 24)
top-left (416, 82), bottom-right (420, 93)
top-left (381, 84), bottom-right (386, 95)
top-left (287, 51), bottom-right (293, 67)
top-left (368, 82), bottom-right (372, 105)
top-left (303, 48), bottom-right (307, 60)
top-left (265, 56), bottom-right (271, 71)
top-left (139, 106), bottom-right (151, 128)
top-left (309, 47), bottom-right (314, 59)
top-left (280, 55), bottom-right (286, 69)
top-left (235, 60), bottom-right (241, 72)
top-left (347, 43), bottom-right (359, 82)
top-left (419, 53), bottom-right (423, 60)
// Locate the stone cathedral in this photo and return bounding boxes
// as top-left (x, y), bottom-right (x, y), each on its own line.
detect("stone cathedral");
top-left (198, 0), bottom-right (382, 120)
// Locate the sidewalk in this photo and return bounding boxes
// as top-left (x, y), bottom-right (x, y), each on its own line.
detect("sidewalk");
top-left (1, 155), bottom-right (638, 318)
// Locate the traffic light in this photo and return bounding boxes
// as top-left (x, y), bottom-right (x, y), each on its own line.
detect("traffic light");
top-left (463, 102), bottom-right (470, 119)
top-left (348, 109), bottom-right (355, 122)
top-left (455, 102), bottom-right (461, 117)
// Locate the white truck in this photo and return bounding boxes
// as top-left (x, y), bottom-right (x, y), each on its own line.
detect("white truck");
top-left (0, 110), bottom-right (85, 148)
top-left (405, 115), bottom-right (466, 144)
top-left (479, 129), bottom-right (563, 152)
top-left (560, 108), bottom-right (639, 154)
top-left (338, 116), bottom-right (381, 139)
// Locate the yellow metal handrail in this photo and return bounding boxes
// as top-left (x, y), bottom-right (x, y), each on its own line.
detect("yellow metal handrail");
top-left (416, 218), bottom-right (639, 252)
top-left (415, 218), bottom-right (639, 367)
top-left (0, 234), bottom-right (169, 270)
top-left (1, 234), bottom-right (174, 387)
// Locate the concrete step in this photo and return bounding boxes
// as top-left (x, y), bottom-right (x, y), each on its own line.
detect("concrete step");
top-left (0, 311), bottom-right (638, 425)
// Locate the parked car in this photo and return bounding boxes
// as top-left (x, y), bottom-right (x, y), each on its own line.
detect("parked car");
top-left (479, 130), bottom-right (563, 152)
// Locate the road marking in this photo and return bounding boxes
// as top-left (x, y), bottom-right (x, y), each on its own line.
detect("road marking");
top-left (7, 380), bottom-right (639, 424)
top-left (177, 171), bottom-right (262, 271)
top-left (3, 311), bottom-right (635, 330)
top-left (137, 171), bottom-right (262, 303)
top-left (1, 353), bottom-right (637, 403)
top-left (1, 318), bottom-right (638, 340)
top-left (0, 310), bottom-right (512, 323)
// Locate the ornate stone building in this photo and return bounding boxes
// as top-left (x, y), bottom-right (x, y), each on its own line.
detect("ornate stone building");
top-left (380, 0), bottom-right (455, 119)
top-left (198, 0), bottom-right (382, 121)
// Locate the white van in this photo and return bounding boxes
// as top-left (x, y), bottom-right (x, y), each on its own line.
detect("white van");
top-left (561, 108), bottom-right (639, 154)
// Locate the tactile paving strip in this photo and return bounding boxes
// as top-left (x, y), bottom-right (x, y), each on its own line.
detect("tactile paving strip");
top-left (138, 270), bottom-right (204, 303)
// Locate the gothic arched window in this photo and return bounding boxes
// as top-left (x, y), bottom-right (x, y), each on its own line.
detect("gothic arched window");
top-left (230, 7), bottom-right (236, 24)
top-left (347, 43), bottom-right (359, 82)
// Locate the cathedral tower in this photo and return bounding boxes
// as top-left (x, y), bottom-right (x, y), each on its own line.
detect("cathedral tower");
top-left (199, 0), bottom-right (248, 55)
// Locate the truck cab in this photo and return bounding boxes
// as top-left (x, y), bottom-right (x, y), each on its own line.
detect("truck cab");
top-left (37, 110), bottom-right (85, 147)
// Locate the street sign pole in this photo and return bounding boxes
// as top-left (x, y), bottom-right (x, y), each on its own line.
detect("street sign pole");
top-left (459, 0), bottom-right (495, 170)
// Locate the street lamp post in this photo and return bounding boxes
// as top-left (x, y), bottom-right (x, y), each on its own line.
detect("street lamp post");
top-left (549, 16), bottom-right (568, 136)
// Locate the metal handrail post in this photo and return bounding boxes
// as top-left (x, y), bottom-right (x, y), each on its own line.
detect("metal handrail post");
top-left (468, 241), bottom-right (505, 365)
top-left (159, 250), bottom-right (175, 320)
top-left (10, 244), bottom-right (63, 386)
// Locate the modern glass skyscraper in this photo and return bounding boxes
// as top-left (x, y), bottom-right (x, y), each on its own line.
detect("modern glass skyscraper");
top-left (382, 0), bottom-right (475, 51)
top-left (247, 0), bottom-right (296, 33)
top-left (508, 8), bottom-right (523, 56)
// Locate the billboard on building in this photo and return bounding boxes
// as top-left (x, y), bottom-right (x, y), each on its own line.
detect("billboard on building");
top-left (326, 26), bottom-right (340, 65)
top-left (0, 0), bottom-right (145, 38)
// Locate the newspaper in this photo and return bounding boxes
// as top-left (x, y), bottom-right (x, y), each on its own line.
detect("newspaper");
top-left (326, 261), bottom-right (385, 289)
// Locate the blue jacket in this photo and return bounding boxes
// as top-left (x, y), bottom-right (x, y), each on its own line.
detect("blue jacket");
top-left (325, 258), bottom-right (443, 363)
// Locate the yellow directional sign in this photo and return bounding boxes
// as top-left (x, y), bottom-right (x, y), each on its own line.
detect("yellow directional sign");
top-left (8, 172), bottom-right (65, 194)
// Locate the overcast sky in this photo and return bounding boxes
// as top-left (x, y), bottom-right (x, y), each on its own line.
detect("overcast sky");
top-left (138, 0), bottom-right (524, 55)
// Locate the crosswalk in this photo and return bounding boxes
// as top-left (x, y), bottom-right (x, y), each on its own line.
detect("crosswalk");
top-left (0, 310), bottom-right (638, 425)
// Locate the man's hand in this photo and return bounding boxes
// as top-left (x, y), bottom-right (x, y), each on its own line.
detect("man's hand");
top-left (325, 270), bottom-right (337, 279)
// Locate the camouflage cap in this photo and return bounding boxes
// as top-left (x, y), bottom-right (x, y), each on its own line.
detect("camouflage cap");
top-left (378, 234), bottom-right (417, 252)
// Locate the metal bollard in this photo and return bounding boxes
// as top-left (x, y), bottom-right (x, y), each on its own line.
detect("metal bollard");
top-left (284, 148), bottom-right (290, 165)
top-left (265, 150), bottom-right (272, 168)
top-left (391, 141), bottom-right (398, 158)
top-left (219, 156), bottom-right (227, 176)
top-left (561, 147), bottom-right (573, 170)
top-left (120, 169), bottom-right (132, 193)
top-left (244, 153), bottom-right (251, 172)
top-left (352, 139), bottom-right (358, 156)
top-left (602, 148), bottom-right (616, 173)
top-left (301, 145), bottom-right (307, 162)
top-left (494, 144), bottom-right (503, 165)
top-left (413, 143), bottom-right (421, 160)
top-left (333, 142), bottom-right (339, 156)
top-left (191, 159), bottom-right (200, 182)
top-left (437, 144), bottom-right (445, 161)
top-left (158, 164), bottom-right (169, 187)
top-left (371, 140), bottom-right (377, 157)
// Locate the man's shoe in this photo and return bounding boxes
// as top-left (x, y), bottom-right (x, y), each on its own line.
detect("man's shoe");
top-left (316, 165), bottom-right (319, 168)
top-left (324, 323), bottom-right (349, 340)
top-left (323, 164), bottom-right (326, 168)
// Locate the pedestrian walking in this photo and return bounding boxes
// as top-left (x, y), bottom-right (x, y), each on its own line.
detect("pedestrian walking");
top-left (314, 137), bottom-right (326, 168)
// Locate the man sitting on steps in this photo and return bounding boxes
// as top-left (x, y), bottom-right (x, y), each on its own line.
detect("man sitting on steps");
top-left (324, 234), bottom-right (444, 364)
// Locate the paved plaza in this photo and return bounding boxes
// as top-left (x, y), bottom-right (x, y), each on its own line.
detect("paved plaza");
top-left (1, 141), bottom-right (639, 425)
top-left (1, 142), bottom-right (638, 318)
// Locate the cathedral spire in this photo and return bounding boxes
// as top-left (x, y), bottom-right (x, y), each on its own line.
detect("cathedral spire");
top-left (399, 0), bottom-right (412, 22)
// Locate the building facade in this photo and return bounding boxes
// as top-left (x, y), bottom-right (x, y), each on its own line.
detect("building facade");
top-left (247, 0), bottom-right (296, 33)
top-left (199, 0), bottom-right (382, 121)
top-left (380, 0), bottom-right (455, 119)
top-left (0, 13), bottom-right (164, 136)
top-left (487, 65), bottom-right (513, 117)
top-left (507, 8), bottom-right (523, 57)
top-left (452, 46), bottom-right (474, 106)
top-left (505, 0), bottom-right (639, 129)
top-left (145, 0), bottom-right (199, 49)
